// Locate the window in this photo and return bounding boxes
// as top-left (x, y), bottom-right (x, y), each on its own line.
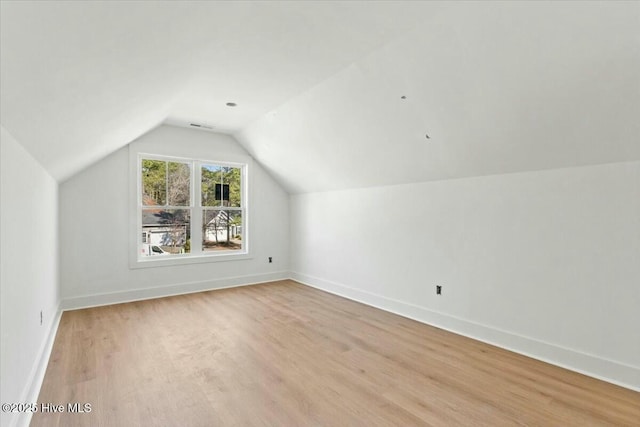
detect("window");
top-left (136, 154), bottom-right (247, 264)
top-left (201, 164), bottom-right (243, 253)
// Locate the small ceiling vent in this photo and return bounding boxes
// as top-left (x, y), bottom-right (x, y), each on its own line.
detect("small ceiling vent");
top-left (190, 123), bottom-right (214, 130)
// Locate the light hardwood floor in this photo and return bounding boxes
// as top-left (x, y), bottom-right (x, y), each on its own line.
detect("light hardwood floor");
top-left (32, 280), bottom-right (639, 426)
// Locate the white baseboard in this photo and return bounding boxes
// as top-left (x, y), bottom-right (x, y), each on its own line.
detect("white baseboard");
top-left (13, 303), bottom-right (63, 427)
top-left (290, 271), bottom-right (640, 392)
top-left (62, 271), bottom-right (289, 311)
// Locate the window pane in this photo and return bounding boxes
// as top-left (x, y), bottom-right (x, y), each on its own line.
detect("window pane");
top-left (223, 166), bottom-right (242, 207)
top-left (167, 162), bottom-right (190, 206)
top-left (202, 210), bottom-right (242, 252)
top-left (141, 159), bottom-right (166, 206)
top-left (141, 209), bottom-right (190, 256)
top-left (201, 165), bottom-right (222, 207)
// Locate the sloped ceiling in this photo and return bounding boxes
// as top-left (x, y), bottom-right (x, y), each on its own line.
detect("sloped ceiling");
top-left (2, 1), bottom-right (639, 192)
top-left (237, 1), bottom-right (640, 192)
top-left (0, 0), bottom-right (443, 182)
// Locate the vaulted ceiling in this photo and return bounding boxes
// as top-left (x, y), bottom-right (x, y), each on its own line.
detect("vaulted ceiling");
top-left (2, 1), bottom-right (639, 192)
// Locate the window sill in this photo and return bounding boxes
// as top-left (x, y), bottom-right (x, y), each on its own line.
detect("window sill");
top-left (130, 252), bottom-right (252, 269)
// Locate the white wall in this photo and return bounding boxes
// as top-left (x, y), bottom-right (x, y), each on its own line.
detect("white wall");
top-left (1, 126), bottom-right (60, 427)
top-left (60, 125), bottom-right (289, 308)
top-left (290, 161), bottom-right (640, 390)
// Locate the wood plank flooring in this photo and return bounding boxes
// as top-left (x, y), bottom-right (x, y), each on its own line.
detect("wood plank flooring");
top-left (32, 280), bottom-right (639, 426)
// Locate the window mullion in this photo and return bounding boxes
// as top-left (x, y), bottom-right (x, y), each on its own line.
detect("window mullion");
top-left (191, 162), bottom-right (203, 254)
top-left (165, 161), bottom-right (169, 207)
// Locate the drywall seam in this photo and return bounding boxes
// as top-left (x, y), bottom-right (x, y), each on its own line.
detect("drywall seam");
top-left (14, 304), bottom-right (63, 427)
top-left (290, 272), bottom-right (640, 392)
top-left (61, 271), bottom-right (289, 311)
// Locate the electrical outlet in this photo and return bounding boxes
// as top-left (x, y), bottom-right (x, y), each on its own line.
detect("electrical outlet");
top-left (436, 285), bottom-right (442, 295)
top-left (268, 257), bottom-right (273, 263)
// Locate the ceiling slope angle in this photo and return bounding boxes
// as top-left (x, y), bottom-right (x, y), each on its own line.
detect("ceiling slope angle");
top-left (0, 0), bottom-right (444, 182)
top-left (236, 1), bottom-right (640, 194)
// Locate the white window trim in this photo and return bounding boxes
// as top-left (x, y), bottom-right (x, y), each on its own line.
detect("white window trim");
top-left (129, 150), bottom-right (252, 269)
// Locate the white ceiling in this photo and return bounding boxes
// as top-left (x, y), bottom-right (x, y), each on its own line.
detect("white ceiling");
top-left (1, 1), bottom-right (639, 191)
